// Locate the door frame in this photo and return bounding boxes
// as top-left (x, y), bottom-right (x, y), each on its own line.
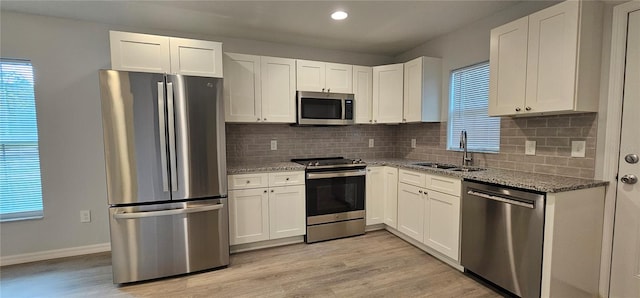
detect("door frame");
top-left (599, 1), bottom-right (640, 297)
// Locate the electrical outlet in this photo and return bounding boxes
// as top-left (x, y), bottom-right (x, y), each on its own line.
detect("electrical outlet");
top-left (80, 210), bottom-right (91, 223)
top-left (368, 139), bottom-right (374, 148)
top-left (525, 140), bottom-right (536, 155)
top-left (411, 139), bottom-right (417, 148)
top-left (270, 140), bottom-right (277, 151)
top-left (571, 141), bottom-right (586, 157)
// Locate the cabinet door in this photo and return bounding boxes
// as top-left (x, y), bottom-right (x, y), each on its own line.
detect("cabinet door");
top-left (383, 167), bottom-right (399, 229)
top-left (223, 53), bottom-right (262, 123)
top-left (488, 17), bottom-right (529, 116)
top-left (353, 66), bottom-right (373, 124)
top-left (110, 31), bottom-right (171, 73)
top-left (424, 190), bottom-right (460, 261)
top-left (366, 167), bottom-right (385, 225)
top-left (326, 63), bottom-right (353, 93)
top-left (525, 0), bottom-right (579, 114)
top-left (269, 185), bottom-right (306, 239)
top-left (373, 64), bottom-right (404, 124)
top-left (403, 57), bottom-right (423, 123)
top-left (262, 57), bottom-right (296, 123)
top-left (296, 60), bottom-right (325, 92)
top-left (397, 183), bottom-right (424, 242)
top-left (229, 188), bottom-right (269, 245)
top-left (169, 37), bottom-right (223, 77)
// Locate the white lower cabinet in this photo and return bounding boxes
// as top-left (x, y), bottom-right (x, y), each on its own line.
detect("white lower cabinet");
top-left (366, 166), bottom-right (399, 227)
top-left (228, 172), bottom-right (305, 245)
top-left (396, 169), bottom-right (462, 262)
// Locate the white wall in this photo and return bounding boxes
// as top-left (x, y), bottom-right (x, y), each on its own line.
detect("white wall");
top-left (0, 10), bottom-right (392, 259)
top-left (394, 1), bottom-right (556, 119)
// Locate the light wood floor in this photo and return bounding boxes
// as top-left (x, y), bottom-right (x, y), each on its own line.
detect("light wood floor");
top-left (0, 230), bottom-right (499, 297)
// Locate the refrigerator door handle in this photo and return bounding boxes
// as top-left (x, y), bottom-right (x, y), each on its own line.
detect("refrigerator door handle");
top-left (157, 81), bottom-right (169, 192)
top-left (113, 204), bottom-right (224, 219)
top-left (166, 82), bottom-right (178, 192)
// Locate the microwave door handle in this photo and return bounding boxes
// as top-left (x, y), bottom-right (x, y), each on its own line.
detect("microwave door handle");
top-left (157, 82), bottom-right (169, 192)
top-left (342, 99), bottom-right (346, 120)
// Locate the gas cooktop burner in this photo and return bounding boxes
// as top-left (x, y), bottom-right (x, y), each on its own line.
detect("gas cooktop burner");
top-left (292, 157), bottom-right (365, 169)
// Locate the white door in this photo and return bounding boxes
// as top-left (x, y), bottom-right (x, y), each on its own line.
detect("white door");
top-left (525, 0), bottom-right (579, 114)
top-left (488, 17), bottom-right (528, 116)
top-left (296, 60), bottom-right (325, 92)
top-left (610, 9), bottom-right (640, 298)
top-left (169, 37), bottom-right (223, 77)
top-left (223, 53), bottom-right (261, 123)
top-left (397, 183), bottom-right (424, 242)
top-left (261, 56), bottom-right (296, 123)
top-left (228, 188), bottom-right (269, 245)
top-left (423, 191), bottom-right (460, 261)
top-left (353, 66), bottom-right (373, 124)
top-left (373, 63), bottom-right (404, 124)
top-left (268, 185), bottom-right (306, 239)
top-left (365, 167), bottom-right (385, 225)
top-left (325, 63), bottom-right (353, 93)
top-left (383, 167), bottom-right (398, 229)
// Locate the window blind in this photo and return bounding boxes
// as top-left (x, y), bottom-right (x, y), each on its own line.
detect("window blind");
top-left (447, 62), bottom-right (500, 153)
top-left (0, 59), bottom-right (44, 221)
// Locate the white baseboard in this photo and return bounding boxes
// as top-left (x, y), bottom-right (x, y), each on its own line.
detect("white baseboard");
top-left (0, 243), bottom-right (111, 266)
top-left (230, 236), bottom-right (304, 254)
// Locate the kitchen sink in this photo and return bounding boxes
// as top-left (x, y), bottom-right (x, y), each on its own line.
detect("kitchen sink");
top-left (412, 162), bottom-right (458, 170)
top-left (449, 167), bottom-right (486, 172)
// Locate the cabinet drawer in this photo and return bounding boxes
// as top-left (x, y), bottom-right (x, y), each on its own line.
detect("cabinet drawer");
top-left (425, 174), bottom-right (461, 196)
top-left (228, 173), bottom-right (269, 190)
top-left (269, 171), bottom-right (305, 187)
top-left (398, 169), bottom-right (427, 188)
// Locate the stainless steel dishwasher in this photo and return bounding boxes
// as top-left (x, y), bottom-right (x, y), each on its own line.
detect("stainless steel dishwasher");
top-left (461, 181), bottom-right (545, 298)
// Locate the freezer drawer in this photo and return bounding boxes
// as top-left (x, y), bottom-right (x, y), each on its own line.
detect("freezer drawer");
top-left (109, 198), bottom-right (229, 284)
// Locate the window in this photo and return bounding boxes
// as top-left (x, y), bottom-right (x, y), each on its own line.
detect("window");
top-left (0, 59), bottom-right (44, 221)
top-left (447, 62), bottom-right (500, 153)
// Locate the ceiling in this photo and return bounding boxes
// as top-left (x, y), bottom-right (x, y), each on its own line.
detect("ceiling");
top-left (1, 0), bottom-right (529, 56)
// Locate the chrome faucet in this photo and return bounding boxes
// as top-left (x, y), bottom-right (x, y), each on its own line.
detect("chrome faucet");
top-left (460, 130), bottom-right (472, 167)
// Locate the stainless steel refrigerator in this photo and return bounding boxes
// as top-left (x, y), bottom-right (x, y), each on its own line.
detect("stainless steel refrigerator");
top-left (98, 70), bottom-right (229, 284)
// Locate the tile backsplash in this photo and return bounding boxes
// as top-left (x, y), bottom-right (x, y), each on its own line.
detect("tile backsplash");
top-left (226, 113), bottom-right (597, 179)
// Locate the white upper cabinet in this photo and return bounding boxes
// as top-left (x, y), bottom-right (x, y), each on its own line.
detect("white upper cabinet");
top-left (110, 31), bottom-right (223, 77)
top-left (373, 63), bottom-right (404, 124)
top-left (353, 66), bottom-right (374, 124)
top-left (403, 57), bottom-right (442, 123)
top-left (224, 53), bottom-right (296, 123)
top-left (489, 1), bottom-right (603, 116)
top-left (169, 37), bottom-right (223, 78)
top-left (296, 60), bottom-right (353, 93)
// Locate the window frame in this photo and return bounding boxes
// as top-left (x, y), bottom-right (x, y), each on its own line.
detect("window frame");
top-left (446, 61), bottom-right (500, 154)
top-left (0, 58), bottom-right (44, 222)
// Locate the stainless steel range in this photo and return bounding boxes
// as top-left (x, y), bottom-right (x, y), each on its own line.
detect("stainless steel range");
top-left (292, 157), bottom-right (366, 243)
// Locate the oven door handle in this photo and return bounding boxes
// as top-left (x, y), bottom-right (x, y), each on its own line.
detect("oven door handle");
top-left (307, 169), bottom-right (366, 180)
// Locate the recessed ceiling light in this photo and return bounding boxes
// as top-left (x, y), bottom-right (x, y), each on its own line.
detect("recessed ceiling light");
top-left (331, 11), bottom-right (348, 20)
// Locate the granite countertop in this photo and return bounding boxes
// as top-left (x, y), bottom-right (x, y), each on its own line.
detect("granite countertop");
top-left (227, 158), bottom-right (608, 193)
top-left (364, 158), bottom-right (608, 193)
top-left (227, 161), bottom-right (306, 175)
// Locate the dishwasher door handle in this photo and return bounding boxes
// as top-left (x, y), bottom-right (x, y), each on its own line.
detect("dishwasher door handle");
top-left (467, 190), bottom-right (534, 209)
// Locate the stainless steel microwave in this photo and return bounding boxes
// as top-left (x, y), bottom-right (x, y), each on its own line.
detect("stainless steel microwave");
top-left (297, 91), bottom-right (355, 125)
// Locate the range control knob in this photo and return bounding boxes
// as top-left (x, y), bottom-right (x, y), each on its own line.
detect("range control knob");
top-left (314, 162), bottom-right (320, 166)
top-left (308, 162), bottom-right (314, 167)
top-left (352, 159), bottom-right (362, 164)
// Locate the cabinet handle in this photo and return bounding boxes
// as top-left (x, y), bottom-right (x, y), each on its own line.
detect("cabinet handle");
top-left (257, 118), bottom-right (260, 121)
top-left (286, 177), bottom-right (290, 181)
top-left (263, 118), bottom-right (267, 121)
top-left (327, 88), bottom-right (330, 92)
top-left (525, 106), bottom-right (532, 111)
top-left (270, 189), bottom-right (274, 193)
top-left (246, 180), bottom-right (250, 184)
top-left (374, 120), bottom-right (377, 123)
top-left (419, 190), bottom-right (423, 194)
top-left (369, 120), bottom-right (372, 123)
top-left (322, 88), bottom-right (325, 92)
top-left (515, 107), bottom-right (521, 112)
top-left (403, 118), bottom-right (406, 122)
top-left (264, 190), bottom-right (267, 193)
